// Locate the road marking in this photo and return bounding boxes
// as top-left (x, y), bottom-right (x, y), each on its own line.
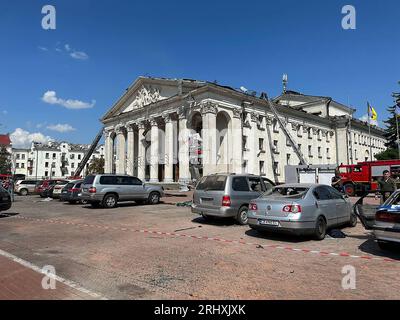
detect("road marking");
top-left (0, 248), bottom-right (107, 300)
top-left (1, 213), bottom-right (399, 265)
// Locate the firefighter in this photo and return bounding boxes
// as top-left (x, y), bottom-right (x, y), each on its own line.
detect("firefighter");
top-left (377, 170), bottom-right (397, 204)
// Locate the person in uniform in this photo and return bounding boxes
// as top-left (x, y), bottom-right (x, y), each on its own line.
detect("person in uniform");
top-left (377, 170), bottom-right (397, 204)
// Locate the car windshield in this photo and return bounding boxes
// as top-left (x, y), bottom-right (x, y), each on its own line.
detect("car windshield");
top-left (196, 175), bottom-right (227, 191)
top-left (262, 186), bottom-right (309, 199)
top-left (65, 183), bottom-right (75, 189)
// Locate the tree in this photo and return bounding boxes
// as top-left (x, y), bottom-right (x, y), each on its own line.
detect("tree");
top-left (87, 157), bottom-right (104, 174)
top-left (375, 82), bottom-right (400, 160)
top-left (0, 145), bottom-right (11, 174)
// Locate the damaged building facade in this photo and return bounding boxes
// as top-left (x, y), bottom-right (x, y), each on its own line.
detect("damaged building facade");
top-left (101, 77), bottom-right (386, 183)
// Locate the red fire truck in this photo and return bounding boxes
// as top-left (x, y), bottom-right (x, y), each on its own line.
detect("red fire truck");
top-left (338, 160), bottom-right (400, 196)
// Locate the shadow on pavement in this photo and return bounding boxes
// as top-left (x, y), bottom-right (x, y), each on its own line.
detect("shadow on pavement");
top-left (0, 212), bottom-right (20, 218)
top-left (244, 228), bottom-right (309, 244)
top-left (191, 216), bottom-right (237, 227)
top-left (358, 239), bottom-right (400, 261)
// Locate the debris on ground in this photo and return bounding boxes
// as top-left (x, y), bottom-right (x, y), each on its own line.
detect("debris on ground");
top-left (176, 201), bottom-right (192, 207)
top-left (256, 245), bottom-right (264, 249)
top-left (327, 229), bottom-right (347, 238)
top-left (40, 197), bottom-right (53, 202)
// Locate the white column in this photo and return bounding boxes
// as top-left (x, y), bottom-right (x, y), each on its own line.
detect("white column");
top-left (116, 126), bottom-right (126, 174)
top-left (137, 122), bottom-right (146, 181)
top-left (104, 129), bottom-right (113, 173)
top-left (150, 118), bottom-right (159, 182)
top-left (246, 112), bottom-right (258, 175)
top-left (202, 102), bottom-right (217, 176)
top-left (126, 124), bottom-right (134, 176)
top-left (178, 111), bottom-right (190, 183)
top-left (232, 109), bottom-right (243, 174)
top-left (163, 113), bottom-right (174, 182)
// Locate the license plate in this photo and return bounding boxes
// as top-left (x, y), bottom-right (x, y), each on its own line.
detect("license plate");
top-left (258, 219), bottom-right (280, 226)
top-left (62, 191), bottom-right (67, 193)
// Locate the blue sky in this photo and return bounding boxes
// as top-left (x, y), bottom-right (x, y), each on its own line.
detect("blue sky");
top-left (0, 0), bottom-right (399, 147)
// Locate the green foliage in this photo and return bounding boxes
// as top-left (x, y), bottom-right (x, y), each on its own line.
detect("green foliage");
top-left (87, 157), bottom-right (105, 174)
top-left (0, 145), bottom-right (11, 174)
top-left (375, 148), bottom-right (399, 160)
top-left (382, 106), bottom-right (399, 149)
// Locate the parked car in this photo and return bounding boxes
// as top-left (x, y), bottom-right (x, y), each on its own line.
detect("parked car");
top-left (60, 180), bottom-right (86, 204)
top-left (371, 190), bottom-right (400, 250)
top-left (0, 186), bottom-right (12, 212)
top-left (52, 180), bottom-right (71, 199)
top-left (80, 174), bottom-right (165, 208)
top-left (37, 180), bottom-right (69, 198)
top-left (247, 184), bottom-right (357, 240)
top-left (191, 174), bottom-right (275, 225)
top-left (14, 180), bottom-right (42, 196)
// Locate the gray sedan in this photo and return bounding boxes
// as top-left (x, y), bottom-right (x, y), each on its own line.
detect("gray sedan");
top-left (247, 184), bottom-right (357, 240)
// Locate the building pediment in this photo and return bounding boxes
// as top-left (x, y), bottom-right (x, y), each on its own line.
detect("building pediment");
top-left (121, 85), bottom-right (164, 113)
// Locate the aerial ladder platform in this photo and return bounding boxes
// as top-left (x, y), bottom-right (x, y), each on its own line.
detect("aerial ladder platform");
top-left (72, 127), bottom-right (104, 179)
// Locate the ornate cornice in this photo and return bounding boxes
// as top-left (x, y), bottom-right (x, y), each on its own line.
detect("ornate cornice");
top-left (232, 108), bottom-right (242, 119)
top-left (201, 101), bottom-right (218, 115)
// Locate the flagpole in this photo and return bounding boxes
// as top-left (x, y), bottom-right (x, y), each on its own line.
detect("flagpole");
top-left (368, 102), bottom-right (372, 161)
top-left (396, 112), bottom-right (400, 159)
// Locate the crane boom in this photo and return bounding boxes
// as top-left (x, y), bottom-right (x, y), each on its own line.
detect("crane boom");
top-left (260, 93), bottom-right (308, 166)
top-left (73, 127), bottom-right (104, 178)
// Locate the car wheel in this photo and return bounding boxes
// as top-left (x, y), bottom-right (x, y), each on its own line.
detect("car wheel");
top-left (103, 194), bottom-right (118, 208)
top-left (344, 184), bottom-right (355, 197)
top-left (20, 189), bottom-right (28, 196)
top-left (314, 216), bottom-right (327, 240)
top-left (148, 192), bottom-right (160, 205)
top-left (236, 206), bottom-right (249, 225)
top-left (349, 212), bottom-right (358, 227)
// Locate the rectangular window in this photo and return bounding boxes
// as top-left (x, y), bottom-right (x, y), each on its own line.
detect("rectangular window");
top-left (71, 163), bottom-right (75, 168)
top-left (286, 154), bottom-right (291, 165)
top-left (78, 154), bottom-right (81, 160)
top-left (243, 160), bottom-right (248, 172)
top-left (70, 154), bottom-right (75, 160)
top-left (16, 154), bottom-right (20, 159)
top-left (16, 163), bottom-right (20, 168)
top-left (318, 147), bottom-right (322, 158)
top-left (45, 162), bottom-right (49, 168)
top-left (242, 136), bottom-right (248, 150)
top-left (259, 161), bottom-right (265, 175)
top-left (273, 162), bottom-right (280, 175)
top-left (308, 128), bottom-right (312, 139)
top-left (286, 137), bottom-right (291, 147)
top-left (45, 171), bottom-right (48, 177)
top-left (327, 148), bottom-right (330, 159)
top-left (308, 145), bottom-right (312, 157)
top-left (259, 138), bottom-right (264, 151)
top-left (21, 154), bottom-right (25, 160)
top-left (53, 153), bottom-right (56, 159)
top-left (273, 120), bottom-right (279, 133)
top-left (273, 140), bottom-right (279, 154)
top-left (45, 153), bottom-right (49, 159)
top-left (232, 177), bottom-right (250, 192)
top-left (21, 163), bottom-right (25, 168)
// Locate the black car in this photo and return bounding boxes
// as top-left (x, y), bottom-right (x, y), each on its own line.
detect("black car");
top-left (40, 184), bottom-right (56, 198)
top-left (60, 180), bottom-right (86, 204)
top-left (0, 186), bottom-right (12, 212)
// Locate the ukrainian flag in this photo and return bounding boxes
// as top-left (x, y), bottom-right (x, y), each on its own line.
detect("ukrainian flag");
top-left (368, 103), bottom-right (377, 121)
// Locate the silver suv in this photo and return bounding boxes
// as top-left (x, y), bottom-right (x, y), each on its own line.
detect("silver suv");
top-left (81, 174), bottom-right (165, 208)
top-left (15, 180), bottom-right (42, 196)
top-left (191, 174), bottom-right (275, 224)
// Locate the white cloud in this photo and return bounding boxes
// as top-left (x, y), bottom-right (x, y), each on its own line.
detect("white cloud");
top-left (38, 46), bottom-right (48, 51)
top-left (1, 110), bottom-right (7, 115)
top-left (359, 114), bottom-right (379, 127)
top-left (46, 123), bottom-right (76, 133)
top-left (65, 44), bottom-right (71, 52)
top-left (41, 91), bottom-right (96, 109)
top-left (70, 51), bottom-right (89, 60)
top-left (10, 128), bottom-right (53, 149)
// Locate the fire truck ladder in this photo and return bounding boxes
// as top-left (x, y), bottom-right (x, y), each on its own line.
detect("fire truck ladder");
top-left (73, 127), bottom-right (104, 178)
top-left (260, 93), bottom-right (308, 166)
